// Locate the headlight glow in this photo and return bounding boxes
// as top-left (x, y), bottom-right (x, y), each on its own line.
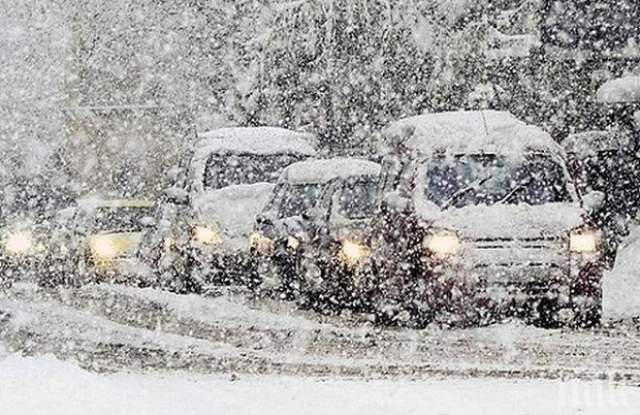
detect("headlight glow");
top-left (423, 232), bottom-right (461, 257)
top-left (570, 230), bottom-right (598, 253)
top-left (90, 236), bottom-right (119, 259)
top-left (193, 226), bottom-right (223, 246)
top-left (5, 232), bottom-right (33, 255)
top-left (339, 240), bottom-right (370, 266)
top-left (287, 236), bottom-right (300, 250)
top-left (250, 232), bottom-right (275, 255)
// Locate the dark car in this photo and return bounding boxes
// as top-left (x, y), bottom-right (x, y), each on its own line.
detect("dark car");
top-left (251, 158), bottom-right (380, 301)
top-left (366, 111), bottom-right (606, 328)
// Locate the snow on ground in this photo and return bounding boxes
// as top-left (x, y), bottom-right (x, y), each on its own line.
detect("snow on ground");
top-left (1, 352), bottom-right (639, 415)
top-left (2, 283), bottom-right (640, 383)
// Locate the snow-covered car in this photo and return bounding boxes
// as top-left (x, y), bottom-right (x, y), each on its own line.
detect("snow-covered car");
top-left (251, 158), bottom-right (380, 301)
top-left (367, 110), bottom-right (606, 328)
top-left (38, 198), bottom-right (157, 286)
top-left (154, 127), bottom-right (317, 292)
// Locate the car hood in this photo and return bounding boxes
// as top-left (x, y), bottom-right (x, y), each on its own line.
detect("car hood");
top-left (191, 183), bottom-right (275, 240)
top-left (417, 202), bottom-right (586, 240)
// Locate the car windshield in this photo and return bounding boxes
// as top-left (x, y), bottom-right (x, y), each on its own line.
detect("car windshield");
top-left (278, 183), bottom-right (324, 218)
top-left (204, 154), bottom-right (303, 190)
top-left (423, 155), bottom-right (572, 208)
top-left (91, 207), bottom-right (154, 233)
top-left (335, 176), bottom-right (379, 220)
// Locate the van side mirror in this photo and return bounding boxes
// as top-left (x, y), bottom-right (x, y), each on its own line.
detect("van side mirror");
top-left (164, 187), bottom-right (189, 205)
top-left (382, 191), bottom-right (411, 213)
top-left (582, 191), bottom-right (605, 214)
top-left (302, 206), bottom-right (324, 222)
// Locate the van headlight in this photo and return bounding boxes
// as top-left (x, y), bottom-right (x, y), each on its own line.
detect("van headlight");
top-left (570, 230), bottom-right (598, 253)
top-left (339, 240), bottom-right (370, 266)
top-left (4, 232), bottom-right (34, 255)
top-left (192, 226), bottom-right (223, 246)
top-left (423, 231), bottom-right (460, 257)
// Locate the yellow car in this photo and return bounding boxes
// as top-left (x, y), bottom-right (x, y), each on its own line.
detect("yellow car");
top-left (72, 199), bottom-right (156, 283)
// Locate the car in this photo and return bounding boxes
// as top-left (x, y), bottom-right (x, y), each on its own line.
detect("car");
top-left (151, 127), bottom-right (317, 293)
top-left (0, 178), bottom-right (76, 288)
top-left (366, 110), bottom-right (606, 328)
top-left (250, 158), bottom-right (380, 302)
top-left (38, 198), bottom-right (156, 287)
top-left (0, 214), bottom-right (56, 287)
top-left (296, 160), bottom-right (381, 312)
top-left (562, 129), bottom-right (640, 266)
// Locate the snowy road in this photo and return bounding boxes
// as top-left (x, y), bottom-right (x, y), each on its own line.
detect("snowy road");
top-left (1, 283), bottom-right (640, 383)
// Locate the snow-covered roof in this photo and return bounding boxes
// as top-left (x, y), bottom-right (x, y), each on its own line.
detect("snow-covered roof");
top-left (282, 158), bottom-right (381, 185)
top-left (194, 127), bottom-right (317, 161)
top-left (597, 76), bottom-right (640, 103)
top-left (486, 29), bottom-right (540, 61)
top-left (383, 111), bottom-right (561, 157)
top-left (563, 130), bottom-right (633, 155)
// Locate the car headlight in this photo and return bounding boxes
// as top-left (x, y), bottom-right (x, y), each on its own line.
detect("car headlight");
top-left (287, 236), bottom-right (300, 250)
top-left (423, 231), bottom-right (460, 257)
top-left (192, 226), bottom-right (223, 246)
top-left (4, 232), bottom-right (33, 255)
top-left (339, 240), bottom-right (370, 266)
top-left (250, 232), bottom-right (275, 255)
top-left (90, 236), bottom-right (119, 259)
top-left (570, 230), bottom-right (598, 253)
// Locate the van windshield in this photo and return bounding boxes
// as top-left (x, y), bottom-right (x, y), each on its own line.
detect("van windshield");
top-left (204, 154), bottom-right (303, 190)
top-left (278, 183), bottom-right (325, 218)
top-left (423, 155), bottom-right (572, 209)
top-left (335, 176), bottom-right (379, 220)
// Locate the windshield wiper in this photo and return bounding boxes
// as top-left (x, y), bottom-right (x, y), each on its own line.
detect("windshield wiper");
top-left (497, 179), bottom-right (530, 205)
top-left (441, 176), bottom-right (493, 210)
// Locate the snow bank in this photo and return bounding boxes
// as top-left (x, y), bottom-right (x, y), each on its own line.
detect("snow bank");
top-left (602, 226), bottom-right (640, 321)
top-left (1, 353), bottom-right (639, 415)
top-left (383, 111), bottom-right (561, 158)
top-left (283, 157), bottom-right (381, 185)
top-left (597, 76), bottom-right (640, 103)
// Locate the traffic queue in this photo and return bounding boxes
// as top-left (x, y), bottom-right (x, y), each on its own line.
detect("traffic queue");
top-left (0, 111), bottom-right (618, 328)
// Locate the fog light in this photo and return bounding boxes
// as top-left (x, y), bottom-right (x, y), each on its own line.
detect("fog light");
top-left (339, 240), bottom-right (369, 266)
top-left (570, 231), bottom-right (598, 253)
top-left (5, 232), bottom-right (33, 255)
top-left (250, 232), bottom-right (275, 255)
top-left (193, 226), bottom-right (223, 246)
top-left (423, 232), bottom-right (460, 257)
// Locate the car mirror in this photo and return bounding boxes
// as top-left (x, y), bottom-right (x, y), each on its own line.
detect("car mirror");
top-left (302, 206), bottom-right (324, 222)
top-left (382, 191), bottom-right (411, 213)
top-left (582, 191), bottom-right (605, 214)
top-left (164, 187), bottom-right (190, 205)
